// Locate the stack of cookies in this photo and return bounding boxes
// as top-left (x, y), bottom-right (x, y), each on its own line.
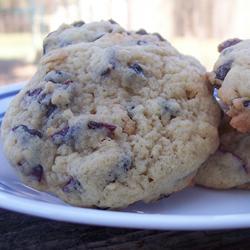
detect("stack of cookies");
top-left (196, 38), bottom-right (250, 189)
top-left (0, 20), bottom-right (247, 209)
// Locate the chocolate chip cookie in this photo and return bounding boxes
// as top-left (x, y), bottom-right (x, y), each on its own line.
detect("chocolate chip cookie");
top-left (1, 20), bottom-right (220, 208)
top-left (209, 38), bottom-right (250, 133)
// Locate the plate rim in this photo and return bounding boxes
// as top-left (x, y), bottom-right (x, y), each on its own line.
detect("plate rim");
top-left (1, 190), bottom-right (250, 230)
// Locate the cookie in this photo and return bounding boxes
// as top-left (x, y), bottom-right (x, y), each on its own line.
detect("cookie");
top-left (209, 38), bottom-right (250, 133)
top-left (195, 116), bottom-right (250, 189)
top-left (1, 21), bottom-right (220, 208)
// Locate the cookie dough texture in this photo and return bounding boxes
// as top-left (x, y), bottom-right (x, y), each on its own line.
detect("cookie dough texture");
top-left (195, 116), bottom-right (250, 189)
top-left (209, 38), bottom-right (250, 133)
top-left (1, 20), bottom-right (220, 208)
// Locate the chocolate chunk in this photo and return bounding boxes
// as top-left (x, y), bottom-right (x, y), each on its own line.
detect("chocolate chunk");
top-left (51, 126), bottom-right (69, 145)
top-left (129, 63), bottom-right (144, 75)
top-left (17, 161), bottom-right (43, 181)
top-left (92, 33), bottom-right (105, 42)
top-left (30, 165), bottom-right (43, 182)
top-left (88, 121), bottom-right (116, 132)
top-left (218, 38), bottom-right (242, 53)
top-left (153, 32), bottom-right (165, 41)
top-left (63, 178), bottom-right (82, 193)
top-left (100, 61), bottom-right (116, 77)
top-left (101, 68), bottom-right (111, 76)
top-left (215, 60), bottom-right (233, 81)
top-left (46, 103), bottom-right (57, 117)
top-left (12, 125), bottom-right (43, 138)
top-left (243, 100), bottom-right (250, 108)
top-left (163, 102), bottom-right (178, 119)
top-left (158, 98), bottom-right (180, 120)
top-left (43, 43), bottom-right (48, 55)
top-left (38, 93), bottom-right (47, 104)
top-left (108, 19), bottom-right (117, 24)
top-left (72, 20), bottom-right (85, 27)
top-left (24, 88), bottom-right (44, 105)
top-left (107, 155), bottom-right (132, 183)
top-left (136, 29), bottom-right (148, 35)
top-left (118, 155), bottom-right (132, 172)
top-left (26, 88), bottom-right (43, 97)
top-left (45, 70), bottom-right (72, 84)
top-left (157, 194), bottom-right (171, 200)
top-left (137, 40), bottom-right (147, 45)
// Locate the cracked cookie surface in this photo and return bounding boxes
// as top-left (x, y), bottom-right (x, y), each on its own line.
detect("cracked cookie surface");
top-left (1, 21), bottom-right (220, 208)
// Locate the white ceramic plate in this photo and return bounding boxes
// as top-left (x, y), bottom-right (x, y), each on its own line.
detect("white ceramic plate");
top-left (1, 83), bottom-right (250, 230)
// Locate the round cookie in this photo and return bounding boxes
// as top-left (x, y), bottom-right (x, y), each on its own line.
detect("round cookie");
top-left (195, 116), bottom-right (250, 189)
top-left (1, 21), bottom-right (220, 208)
top-left (209, 38), bottom-right (250, 133)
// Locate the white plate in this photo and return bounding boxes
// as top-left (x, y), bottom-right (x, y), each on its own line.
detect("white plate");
top-left (0, 83), bottom-right (250, 230)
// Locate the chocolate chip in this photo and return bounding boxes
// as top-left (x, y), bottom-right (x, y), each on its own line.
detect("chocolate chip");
top-left (243, 100), bottom-right (250, 108)
top-left (108, 19), bottom-right (117, 24)
top-left (26, 88), bottom-right (43, 97)
top-left (107, 155), bottom-right (132, 183)
top-left (30, 165), bottom-right (43, 182)
top-left (218, 38), bottom-right (242, 53)
top-left (158, 98), bottom-right (180, 120)
top-left (72, 20), bottom-right (85, 27)
top-left (51, 126), bottom-right (69, 145)
top-left (12, 125), bottom-right (43, 138)
top-left (118, 155), bottom-right (132, 172)
top-left (100, 61), bottom-right (116, 77)
top-left (92, 33), bottom-right (105, 42)
top-left (63, 178), bottom-right (82, 192)
top-left (215, 60), bottom-right (233, 81)
top-left (46, 103), bottom-right (57, 117)
top-left (43, 43), bottom-right (48, 55)
top-left (152, 32), bottom-right (165, 41)
top-left (137, 40), bottom-right (147, 45)
top-left (87, 121), bottom-right (116, 132)
top-left (45, 70), bottom-right (72, 84)
top-left (17, 161), bottom-right (43, 181)
top-left (136, 29), bottom-right (148, 35)
top-left (129, 63), bottom-right (144, 75)
top-left (158, 194), bottom-right (171, 200)
top-left (38, 93), bottom-right (47, 104)
top-left (101, 68), bottom-right (111, 76)
top-left (163, 103), bottom-right (178, 119)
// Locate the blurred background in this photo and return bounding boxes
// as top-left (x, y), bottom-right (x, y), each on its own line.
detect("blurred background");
top-left (1, 0), bottom-right (250, 86)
